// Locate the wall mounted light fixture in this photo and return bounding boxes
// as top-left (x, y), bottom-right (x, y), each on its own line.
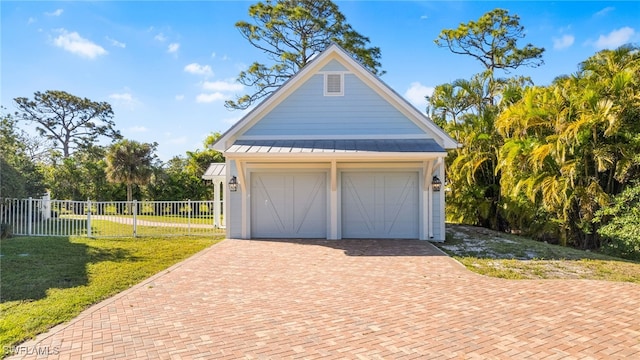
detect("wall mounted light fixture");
top-left (228, 176), bottom-right (238, 192)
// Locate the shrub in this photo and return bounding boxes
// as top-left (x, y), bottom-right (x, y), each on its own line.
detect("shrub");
top-left (199, 203), bottom-right (210, 214)
top-left (179, 205), bottom-right (192, 216)
top-left (102, 204), bottom-right (118, 215)
top-left (595, 183), bottom-right (640, 261)
top-left (162, 205), bottom-right (174, 215)
top-left (140, 202), bottom-right (155, 215)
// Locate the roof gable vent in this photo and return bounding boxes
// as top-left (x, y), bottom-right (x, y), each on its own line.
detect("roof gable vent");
top-left (324, 73), bottom-right (344, 96)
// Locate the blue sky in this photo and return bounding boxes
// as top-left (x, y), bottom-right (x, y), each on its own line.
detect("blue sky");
top-left (2, 1), bottom-right (638, 161)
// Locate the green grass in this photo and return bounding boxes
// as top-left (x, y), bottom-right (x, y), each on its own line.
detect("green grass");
top-left (0, 235), bottom-right (222, 356)
top-left (437, 224), bottom-right (640, 283)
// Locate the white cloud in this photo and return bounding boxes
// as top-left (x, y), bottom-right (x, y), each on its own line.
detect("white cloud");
top-left (53, 29), bottom-right (107, 59)
top-left (201, 80), bottom-right (243, 92)
top-left (167, 42), bottom-right (180, 53)
top-left (211, 52), bottom-right (216, 58)
top-left (553, 34), bottom-right (575, 50)
top-left (175, 94), bottom-right (185, 101)
top-left (594, 7), bottom-right (615, 17)
top-left (27, 17), bottom-right (37, 25)
top-left (196, 93), bottom-right (227, 103)
top-left (45, 9), bottom-right (63, 17)
top-left (154, 33), bottom-right (167, 42)
top-left (593, 27), bottom-right (635, 49)
top-left (106, 36), bottom-right (126, 48)
top-left (196, 80), bottom-right (243, 104)
top-left (128, 126), bottom-right (148, 133)
top-left (109, 93), bottom-right (133, 102)
top-left (184, 63), bottom-right (213, 76)
top-left (420, 15), bottom-right (428, 20)
top-left (404, 82), bottom-right (434, 110)
top-left (108, 92), bottom-right (141, 109)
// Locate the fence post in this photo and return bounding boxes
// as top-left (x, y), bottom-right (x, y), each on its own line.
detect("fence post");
top-left (28, 197), bottom-right (33, 236)
top-left (42, 193), bottom-right (51, 220)
top-left (87, 199), bottom-right (92, 238)
top-left (133, 200), bottom-right (138, 238)
top-left (214, 182), bottom-right (220, 228)
top-left (188, 199), bottom-right (192, 235)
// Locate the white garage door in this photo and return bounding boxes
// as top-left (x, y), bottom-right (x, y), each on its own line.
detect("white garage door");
top-left (251, 172), bottom-right (327, 238)
top-left (342, 172), bottom-right (419, 239)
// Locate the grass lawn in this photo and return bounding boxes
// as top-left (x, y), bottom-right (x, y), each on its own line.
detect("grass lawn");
top-left (0, 234), bottom-right (222, 357)
top-left (437, 224), bottom-right (640, 283)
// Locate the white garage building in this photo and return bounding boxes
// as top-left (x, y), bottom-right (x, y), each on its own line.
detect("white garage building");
top-left (212, 44), bottom-right (458, 241)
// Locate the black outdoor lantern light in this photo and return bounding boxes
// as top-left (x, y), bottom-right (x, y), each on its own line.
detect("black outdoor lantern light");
top-left (432, 175), bottom-right (442, 192)
top-left (228, 176), bottom-right (238, 192)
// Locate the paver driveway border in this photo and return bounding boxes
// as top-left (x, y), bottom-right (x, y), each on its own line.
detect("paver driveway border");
top-left (8, 238), bottom-right (640, 359)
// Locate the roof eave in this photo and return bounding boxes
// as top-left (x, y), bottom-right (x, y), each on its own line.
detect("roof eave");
top-left (223, 151), bottom-right (447, 161)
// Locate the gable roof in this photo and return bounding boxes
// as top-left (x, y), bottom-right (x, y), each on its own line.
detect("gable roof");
top-left (213, 43), bottom-right (459, 152)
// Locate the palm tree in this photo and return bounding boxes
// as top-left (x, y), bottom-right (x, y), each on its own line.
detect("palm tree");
top-left (105, 140), bottom-right (157, 206)
top-left (430, 72), bottom-right (525, 230)
top-left (496, 45), bottom-right (640, 248)
top-left (578, 45), bottom-right (640, 193)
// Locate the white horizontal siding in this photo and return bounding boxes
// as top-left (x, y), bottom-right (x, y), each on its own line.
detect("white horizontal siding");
top-left (243, 74), bottom-right (425, 137)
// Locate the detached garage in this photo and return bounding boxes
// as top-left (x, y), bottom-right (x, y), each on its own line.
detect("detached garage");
top-left (212, 44), bottom-right (458, 241)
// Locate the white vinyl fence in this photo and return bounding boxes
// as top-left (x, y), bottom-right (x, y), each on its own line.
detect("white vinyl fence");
top-left (0, 195), bottom-right (225, 238)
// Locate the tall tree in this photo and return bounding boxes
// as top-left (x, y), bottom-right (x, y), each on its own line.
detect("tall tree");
top-left (496, 45), bottom-right (640, 248)
top-left (146, 133), bottom-right (224, 201)
top-left (434, 8), bottom-right (544, 74)
top-left (226, 0), bottom-right (383, 109)
top-left (41, 145), bottom-right (122, 201)
top-left (185, 132), bottom-right (224, 177)
top-left (430, 8), bottom-right (543, 231)
top-left (429, 73), bottom-right (510, 229)
top-left (14, 90), bottom-right (121, 158)
top-left (105, 140), bottom-right (157, 203)
top-left (0, 110), bottom-right (46, 198)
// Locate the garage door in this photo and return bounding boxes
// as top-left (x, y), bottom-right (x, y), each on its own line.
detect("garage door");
top-left (342, 172), bottom-right (419, 239)
top-left (251, 172), bottom-right (327, 238)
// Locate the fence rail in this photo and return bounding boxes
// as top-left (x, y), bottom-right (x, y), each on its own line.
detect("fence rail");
top-left (0, 196), bottom-right (225, 238)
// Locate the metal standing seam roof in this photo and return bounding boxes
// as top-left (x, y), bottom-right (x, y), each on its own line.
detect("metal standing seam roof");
top-left (225, 139), bottom-right (446, 154)
top-left (201, 163), bottom-right (226, 181)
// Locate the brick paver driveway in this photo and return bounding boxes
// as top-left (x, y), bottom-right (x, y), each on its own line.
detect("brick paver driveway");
top-left (11, 239), bottom-right (640, 359)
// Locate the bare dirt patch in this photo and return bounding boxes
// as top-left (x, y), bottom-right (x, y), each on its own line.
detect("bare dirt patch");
top-left (436, 224), bottom-right (640, 283)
